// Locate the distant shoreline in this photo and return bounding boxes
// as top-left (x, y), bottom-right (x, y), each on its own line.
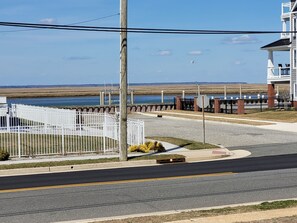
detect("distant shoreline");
top-left (0, 81), bottom-right (248, 89)
top-left (0, 83), bottom-right (287, 99)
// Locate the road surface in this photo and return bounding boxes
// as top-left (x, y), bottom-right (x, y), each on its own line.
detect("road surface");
top-left (1, 154), bottom-right (297, 223)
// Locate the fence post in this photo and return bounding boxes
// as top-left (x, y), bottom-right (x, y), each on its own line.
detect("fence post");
top-left (237, 99), bottom-right (245, 115)
top-left (6, 112), bottom-right (10, 132)
top-left (62, 125), bottom-right (65, 155)
top-left (142, 121), bottom-right (145, 144)
top-left (194, 97), bottom-right (199, 112)
top-left (17, 125), bottom-right (21, 158)
top-left (137, 122), bottom-right (140, 145)
top-left (130, 90), bottom-right (134, 105)
top-left (214, 98), bottom-right (221, 113)
top-left (109, 92), bottom-right (112, 105)
top-left (103, 113), bottom-right (106, 153)
top-left (175, 96), bottom-right (182, 110)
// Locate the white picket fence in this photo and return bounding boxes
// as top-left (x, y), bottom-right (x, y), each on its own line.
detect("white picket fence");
top-left (0, 104), bottom-right (145, 158)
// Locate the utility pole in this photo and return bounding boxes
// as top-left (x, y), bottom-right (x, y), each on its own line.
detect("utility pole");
top-left (119, 0), bottom-right (128, 161)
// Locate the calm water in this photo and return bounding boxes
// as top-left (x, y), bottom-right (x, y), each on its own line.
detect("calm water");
top-left (7, 94), bottom-right (265, 107)
top-left (7, 95), bottom-right (175, 107)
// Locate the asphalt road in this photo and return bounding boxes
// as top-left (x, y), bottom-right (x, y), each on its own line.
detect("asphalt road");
top-left (1, 153), bottom-right (297, 191)
top-left (1, 154), bottom-right (297, 223)
top-left (0, 168), bottom-right (297, 223)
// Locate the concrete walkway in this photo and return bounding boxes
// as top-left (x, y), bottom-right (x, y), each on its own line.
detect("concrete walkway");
top-left (167, 207), bottom-right (297, 223)
top-left (0, 141), bottom-right (250, 177)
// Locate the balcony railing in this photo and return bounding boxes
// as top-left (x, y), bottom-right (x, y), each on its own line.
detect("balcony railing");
top-left (282, 2), bottom-right (291, 19)
top-left (268, 66), bottom-right (291, 81)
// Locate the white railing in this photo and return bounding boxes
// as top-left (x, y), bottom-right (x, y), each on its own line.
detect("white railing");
top-left (268, 67), bottom-right (290, 79)
top-left (0, 124), bottom-right (118, 157)
top-left (0, 104), bottom-right (8, 116)
top-left (0, 104), bottom-right (145, 158)
top-left (12, 104), bottom-right (77, 128)
top-left (128, 119), bottom-right (145, 145)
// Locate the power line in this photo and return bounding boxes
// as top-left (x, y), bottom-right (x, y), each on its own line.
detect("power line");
top-left (0, 13), bottom-right (120, 33)
top-left (0, 21), bottom-right (288, 35)
top-left (69, 13), bottom-right (120, 25)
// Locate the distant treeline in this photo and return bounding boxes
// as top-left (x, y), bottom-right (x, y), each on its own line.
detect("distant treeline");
top-left (0, 82), bottom-right (247, 89)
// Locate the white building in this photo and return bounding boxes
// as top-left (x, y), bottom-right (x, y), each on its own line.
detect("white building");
top-left (261, 0), bottom-right (297, 108)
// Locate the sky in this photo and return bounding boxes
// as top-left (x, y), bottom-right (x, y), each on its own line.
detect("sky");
top-left (0, 0), bottom-right (290, 86)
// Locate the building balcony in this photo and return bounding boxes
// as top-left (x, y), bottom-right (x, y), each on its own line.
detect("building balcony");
top-left (267, 66), bottom-right (291, 82)
top-left (281, 2), bottom-right (291, 19)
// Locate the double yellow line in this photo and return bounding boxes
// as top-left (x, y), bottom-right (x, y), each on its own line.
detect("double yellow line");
top-left (0, 172), bottom-right (234, 194)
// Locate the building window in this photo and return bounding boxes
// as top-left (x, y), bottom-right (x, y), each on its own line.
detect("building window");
top-left (293, 17), bottom-right (297, 38)
top-left (293, 49), bottom-right (297, 69)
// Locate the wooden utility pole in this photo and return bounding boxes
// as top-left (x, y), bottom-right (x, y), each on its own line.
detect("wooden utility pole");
top-left (119, 0), bottom-right (128, 161)
top-left (202, 95), bottom-right (206, 144)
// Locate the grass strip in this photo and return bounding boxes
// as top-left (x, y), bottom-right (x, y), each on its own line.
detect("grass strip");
top-left (0, 158), bottom-right (119, 170)
top-left (158, 110), bottom-right (297, 123)
top-left (93, 200), bottom-right (297, 223)
top-left (0, 154), bottom-right (185, 170)
top-left (148, 136), bottom-right (219, 150)
top-left (152, 111), bottom-right (274, 126)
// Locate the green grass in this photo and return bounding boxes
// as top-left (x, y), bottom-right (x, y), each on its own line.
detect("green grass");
top-left (242, 110), bottom-right (297, 122)
top-left (258, 200), bottom-right (297, 210)
top-left (148, 137), bottom-right (219, 150)
top-left (0, 133), bottom-right (115, 157)
top-left (0, 154), bottom-right (186, 170)
top-left (0, 158), bottom-right (119, 170)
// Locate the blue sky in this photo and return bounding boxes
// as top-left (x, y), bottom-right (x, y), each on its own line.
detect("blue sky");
top-left (0, 0), bottom-right (289, 86)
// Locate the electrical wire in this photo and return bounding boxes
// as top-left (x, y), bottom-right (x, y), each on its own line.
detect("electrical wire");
top-left (0, 13), bottom-right (120, 33)
top-left (0, 20), bottom-right (291, 35)
top-left (0, 21), bottom-right (287, 35)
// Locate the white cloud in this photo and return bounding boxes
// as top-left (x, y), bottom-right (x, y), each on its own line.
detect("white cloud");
top-left (188, 50), bottom-right (203, 55)
top-left (156, 50), bottom-right (172, 56)
top-left (234, 60), bottom-right (245, 65)
top-left (223, 35), bottom-right (260, 44)
top-left (40, 18), bottom-right (56, 25)
top-left (65, 56), bottom-right (93, 61)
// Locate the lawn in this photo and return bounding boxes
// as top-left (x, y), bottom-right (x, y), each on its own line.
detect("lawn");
top-left (148, 137), bottom-right (219, 150)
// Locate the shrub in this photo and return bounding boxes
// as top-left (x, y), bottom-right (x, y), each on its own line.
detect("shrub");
top-left (156, 142), bottom-right (166, 152)
top-left (147, 141), bottom-right (156, 151)
top-left (128, 145), bottom-right (139, 153)
top-left (0, 149), bottom-right (10, 161)
top-left (128, 141), bottom-right (166, 153)
top-left (139, 144), bottom-right (150, 153)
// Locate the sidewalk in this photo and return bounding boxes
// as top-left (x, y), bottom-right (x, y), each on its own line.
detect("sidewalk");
top-left (167, 207), bottom-right (297, 223)
top-left (0, 141), bottom-right (250, 177)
